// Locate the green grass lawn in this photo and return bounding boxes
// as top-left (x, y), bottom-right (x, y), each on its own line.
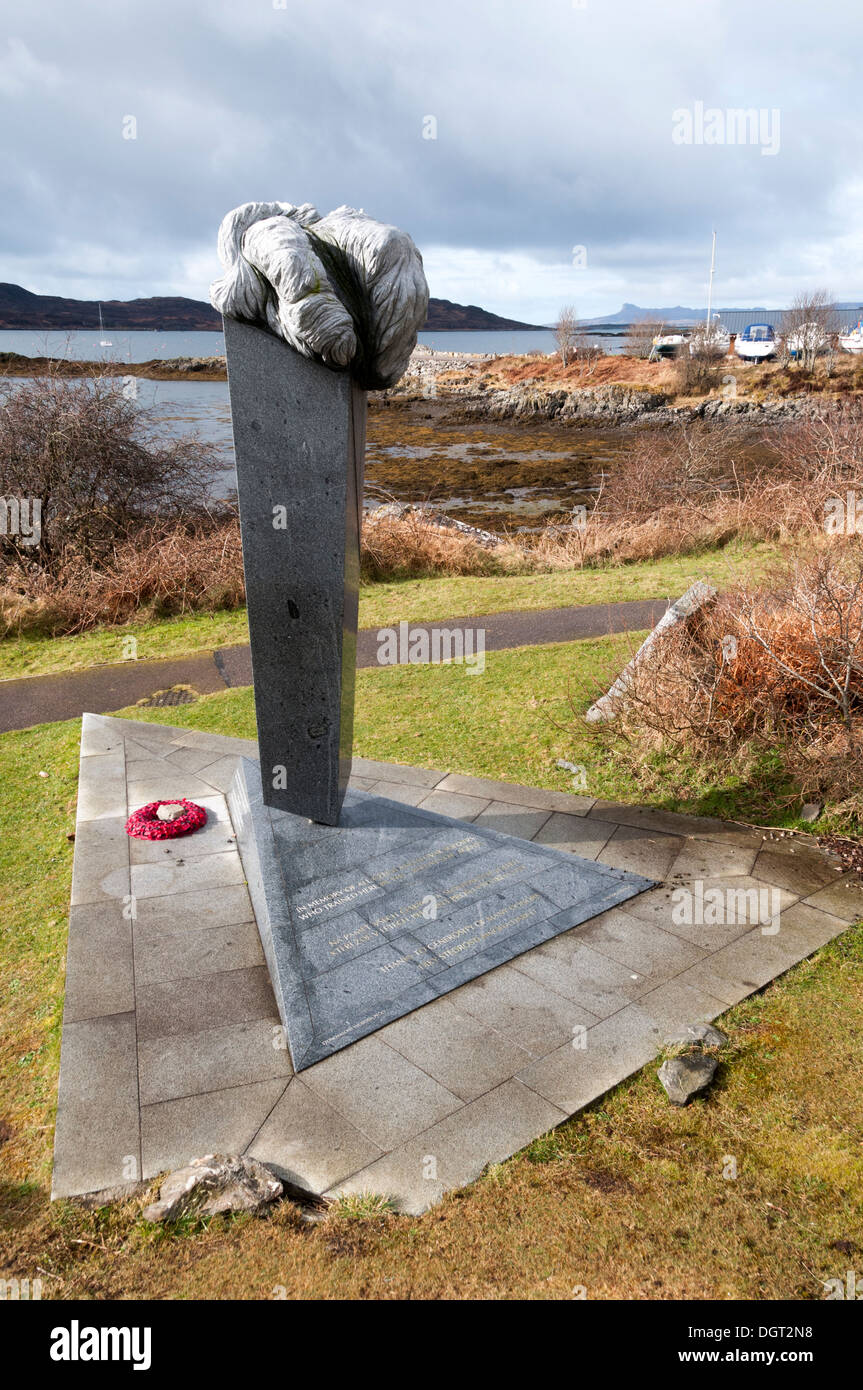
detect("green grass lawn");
top-left (0, 540), bottom-right (782, 681)
top-left (360, 540), bottom-right (781, 629)
top-left (1, 647), bottom-right (861, 1299)
top-left (0, 608), bottom-right (252, 682)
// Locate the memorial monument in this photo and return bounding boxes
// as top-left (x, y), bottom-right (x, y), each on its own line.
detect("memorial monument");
top-left (212, 200), bottom-right (653, 1070)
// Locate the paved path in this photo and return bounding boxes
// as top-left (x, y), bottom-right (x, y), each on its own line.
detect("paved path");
top-left (0, 597), bottom-right (669, 734)
top-left (55, 713), bottom-right (859, 1210)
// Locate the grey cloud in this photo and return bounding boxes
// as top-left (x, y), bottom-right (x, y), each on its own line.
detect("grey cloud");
top-left (1, 0), bottom-right (860, 315)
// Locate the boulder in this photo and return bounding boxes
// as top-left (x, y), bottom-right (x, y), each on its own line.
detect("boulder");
top-left (142, 1153), bottom-right (283, 1223)
top-left (658, 1055), bottom-right (718, 1105)
top-left (585, 580), bottom-right (717, 723)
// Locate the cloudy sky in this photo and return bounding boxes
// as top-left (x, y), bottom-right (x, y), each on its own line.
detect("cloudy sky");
top-left (1, 0), bottom-right (860, 322)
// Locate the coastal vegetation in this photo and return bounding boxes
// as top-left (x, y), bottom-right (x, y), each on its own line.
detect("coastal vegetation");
top-left (585, 543), bottom-right (863, 837)
top-left (3, 371), bottom-right (862, 636)
top-left (6, 343), bottom-right (863, 405)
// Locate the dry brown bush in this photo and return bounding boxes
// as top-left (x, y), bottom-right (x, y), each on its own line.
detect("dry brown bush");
top-left (608, 542), bottom-right (863, 813)
top-left (674, 347), bottom-right (722, 396)
top-left (360, 509), bottom-right (524, 581)
top-left (0, 517), bottom-right (245, 636)
top-left (0, 373), bottom-right (217, 575)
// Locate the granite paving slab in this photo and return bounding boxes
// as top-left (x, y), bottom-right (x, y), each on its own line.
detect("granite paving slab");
top-left (325, 1079), bottom-right (569, 1214)
top-left (246, 1078), bottom-right (384, 1191)
top-left (227, 756), bottom-right (654, 1069)
top-left (52, 713), bottom-right (861, 1212)
top-left (140, 1079), bottom-right (289, 1180)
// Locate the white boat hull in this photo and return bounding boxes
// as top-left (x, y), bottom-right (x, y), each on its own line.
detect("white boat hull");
top-left (690, 332), bottom-right (730, 356)
top-left (734, 338), bottom-right (777, 361)
top-left (651, 334), bottom-right (687, 358)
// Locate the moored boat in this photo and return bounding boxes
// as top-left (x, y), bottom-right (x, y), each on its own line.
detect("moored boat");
top-left (650, 332), bottom-right (688, 359)
top-left (839, 318), bottom-right (863, 355)
top-left (786, 323), bottom-right (829, 359)
top-left (98, 304), bottom-right (112, 348)
top-left (734, 323), bottom-right (778, 361)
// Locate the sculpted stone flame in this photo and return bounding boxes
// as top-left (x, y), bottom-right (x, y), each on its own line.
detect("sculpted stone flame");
top-left (210, 200), bottom-right (429, 389)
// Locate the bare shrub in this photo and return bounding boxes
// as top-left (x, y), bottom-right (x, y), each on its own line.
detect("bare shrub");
top-left (751, 403), bottom-right (863, 536)
top-left (554, 305), bottom-right (579, 367)
top-left (0, 373), bottom-right (218, 575)
top-left (596, 422), bottom-right (740, 520)
top-left (572, 334), bottom-right (605, 380)
top-left (0, 515), bottom-right (245, 637)
top-left (608, 543), bottom-right (863, 815)
top-left (674, 346), bottom-right (722, 396)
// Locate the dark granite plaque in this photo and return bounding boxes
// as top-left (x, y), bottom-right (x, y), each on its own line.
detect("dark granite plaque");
top-left (229, 759), bottom-right (654, 1070)
top-left (224, 317), bottom-right (365, 825)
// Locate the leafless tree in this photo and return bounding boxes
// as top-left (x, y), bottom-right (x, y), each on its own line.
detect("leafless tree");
top-left (625, 316), bottom-right (666, 360)
top-left (554, 305), bottom-right (579, 366)
top-left (782, 289), bottom-right (838, 371)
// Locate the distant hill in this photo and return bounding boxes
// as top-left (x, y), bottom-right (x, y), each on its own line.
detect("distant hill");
top-left (0, 283), bottom-right (222, 331)
top-left (0, 283), bottom-right (545, 333)
top-left (422, 298), bottom-right (544, 330)
top-left (581, 302), bottom-right (704, 327)
top-left (582, 300), bottom-right (863, 327)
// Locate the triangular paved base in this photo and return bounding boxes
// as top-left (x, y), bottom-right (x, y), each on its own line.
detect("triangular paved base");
top-left (228, 759), bottom-right (654, 1069)
top-left (56, 716), bottom-right (857, 1213)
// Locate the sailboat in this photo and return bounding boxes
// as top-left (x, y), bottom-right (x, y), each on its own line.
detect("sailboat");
top-left (650, 330), bottom-right (688, 358)
top-left (690, 232), bottom-right (730, 355)
top-left (98, 304), bottom-right (112, 348)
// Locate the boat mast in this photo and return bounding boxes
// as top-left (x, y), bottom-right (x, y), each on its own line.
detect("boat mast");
top-left (706, 230), bottom-right (717, 328)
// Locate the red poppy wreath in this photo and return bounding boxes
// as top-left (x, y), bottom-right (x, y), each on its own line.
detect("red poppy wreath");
top-left (125, 799), bottom-right (208, 840)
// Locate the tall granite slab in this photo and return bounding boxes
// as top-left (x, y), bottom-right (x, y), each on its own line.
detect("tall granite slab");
top-left (213, 204), bottom-right (656, 1075)
top-left (224, 316), bottom-right (366, 825)
top-left (228, 757), bottom-right (654, 1070)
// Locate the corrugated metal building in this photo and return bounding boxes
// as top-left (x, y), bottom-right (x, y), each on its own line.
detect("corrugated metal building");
top-left (716, 305), bottom-right (863, 334)
top-left (716, 309), bottom-right (783, 334)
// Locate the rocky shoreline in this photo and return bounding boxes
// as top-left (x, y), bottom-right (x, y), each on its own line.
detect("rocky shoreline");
top-left (0, 352), bottom-right (228, 381)
top-left (458, 382), bottom-right (818, 426)
top-left (0, 345), bottom-right (837, 426)
top-left (384, 346), bottom-right (828, 426)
